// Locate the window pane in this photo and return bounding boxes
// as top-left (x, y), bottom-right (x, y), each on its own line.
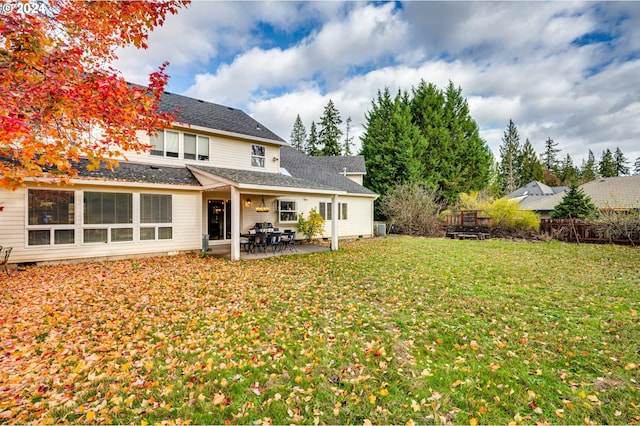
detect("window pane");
top-left (28, 190), bottom-right (74, 225)
top-left (319, 202), bottom-right (332, 220)
top-left (84, 192), bottom-right (132, 224)
top-left (140, 194), bottom-right (171, 223)
top-left (184, 134), bottom-right (196, 159)
top-left (251, 157), bottom-right (265, 168)
top-left (150, 130), bottom-right (164, 156)
top-left (198, 136), bottom-right (209, 160)
top-left (251, 145), bottom-right (265, 156)
top-left (341, 203), bottom-right (348, 220)
top-left (54, 229), bottom-right (74, 245)
top-left (140, 227), bottom-right (156, 240)
top-left (280, 201), bottom-right (296, 211)
top-left (84, 228), bottom-right (107, 243)
top-left (28, 230), bottom-right (50, 245)
top-left (165, 131), bottom-right (179, 157)
top-left (158, 227), bottom-right (172, 240)
top-left (111, 228), bottom-right (133, 242)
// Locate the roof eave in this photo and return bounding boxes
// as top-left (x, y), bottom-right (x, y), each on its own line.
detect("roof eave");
top-left (171, 121), bottom-right (288, 146)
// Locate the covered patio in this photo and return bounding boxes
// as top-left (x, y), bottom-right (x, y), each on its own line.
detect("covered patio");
top-left (205, 240), bottom-right (331, 260)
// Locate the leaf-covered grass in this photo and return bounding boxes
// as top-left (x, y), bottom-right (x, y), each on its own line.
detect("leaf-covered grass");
top-left (1, 237), bottom-right (639, 425)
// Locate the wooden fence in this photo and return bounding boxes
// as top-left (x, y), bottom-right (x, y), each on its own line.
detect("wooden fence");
top-left (540, 218), bottom-right (640, 245)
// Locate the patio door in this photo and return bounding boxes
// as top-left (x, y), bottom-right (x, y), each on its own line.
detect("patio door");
top-left (207, 199), bottom-right (231, 240)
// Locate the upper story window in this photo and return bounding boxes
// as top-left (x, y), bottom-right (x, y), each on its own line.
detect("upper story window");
top-left (184, 133), bottom-right (210, 161)
top-left (251, 144), bottom-right (265, 168)
top-left (151, 129), bottom-right (210, 161)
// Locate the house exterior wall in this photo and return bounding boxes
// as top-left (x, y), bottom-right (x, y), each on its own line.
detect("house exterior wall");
top-left (126, 129), bottom-right (281, 173)
top-left (1, 183), bottom-right (202, 264)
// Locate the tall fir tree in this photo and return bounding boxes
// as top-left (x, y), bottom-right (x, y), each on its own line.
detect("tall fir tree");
top-left (410, 80), bottom-right (492, 203)
top-left (541, 137), bottom-right (560, 171)
top-left (580, 150), bottom-right (597, 182)
top-left (343, 116), bottom-right (354, 155)
top-left (498, 119), bottom-right (522, 194)
top-left (519, 139), bottom-right (544, 184)
top-left (549, 184), bottom-right (597, 219)
top-left (306, 121), bottom-right (321, 156)
top-left (318, 99), bottom-right (343, 156)
top-left (289, 114), bottom-right (307, 151)
top-left (557, 154), bottom-right (578, 184)
top-left (614, 147), bottom-right (630, 176)
top-left (599, 148), bottom-right (617, 177)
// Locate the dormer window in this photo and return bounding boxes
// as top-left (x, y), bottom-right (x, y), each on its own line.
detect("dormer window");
top-left (251, 144), bottom-right (265, 168)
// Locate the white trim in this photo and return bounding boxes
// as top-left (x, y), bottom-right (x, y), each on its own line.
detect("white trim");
top-left (171, 121), bottom-right (288, 146)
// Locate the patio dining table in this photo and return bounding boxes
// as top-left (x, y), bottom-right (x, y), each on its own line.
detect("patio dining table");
top-left (241, 230), bottom-right (290, 254)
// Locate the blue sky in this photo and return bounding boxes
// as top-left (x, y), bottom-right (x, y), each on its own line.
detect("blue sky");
top-left (116, 1), bottom-right (640, 167)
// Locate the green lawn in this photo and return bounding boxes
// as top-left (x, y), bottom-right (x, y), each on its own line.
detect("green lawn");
top-left (1, 237), bottom-right (639, 425)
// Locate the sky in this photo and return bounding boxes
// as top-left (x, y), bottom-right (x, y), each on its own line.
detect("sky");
top-left (116, 1), bottom-right (640, 168)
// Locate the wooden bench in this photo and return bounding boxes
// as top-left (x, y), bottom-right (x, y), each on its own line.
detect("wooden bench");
top-left (457, 233), bottom-right (479, 240)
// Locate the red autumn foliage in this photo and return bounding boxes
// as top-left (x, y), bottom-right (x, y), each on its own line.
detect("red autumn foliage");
top-left (0, 0), bottom-right (189, 189)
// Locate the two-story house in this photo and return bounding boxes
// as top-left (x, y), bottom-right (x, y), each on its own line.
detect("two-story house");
top-left (0, 91), bottom-right (378, 264)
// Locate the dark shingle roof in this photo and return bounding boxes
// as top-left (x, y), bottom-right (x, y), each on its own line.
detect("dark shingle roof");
top-left (280, 146), bottom-right (377, 196)
top-left (189, 164), bottom-right (336, 192)
top-left (312, 155), bottom-right (366, 174)
top-left (159, 91), bottom-right (285, 143)
top-left (77, 160), bottom-right (200, 186)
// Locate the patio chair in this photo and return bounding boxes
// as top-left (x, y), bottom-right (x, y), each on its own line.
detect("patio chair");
top-left (0, 246), bottom-right (12, 276)
top-left (253, 232), bottom-right (268, 253)
top-left (269, 233), bottom-right (283, 253)
top-left (240, 235), bottom-right (253, 253)
top-left (281, 231), bottom-right (297, 251)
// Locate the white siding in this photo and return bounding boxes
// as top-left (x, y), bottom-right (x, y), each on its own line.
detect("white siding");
top-left (1, 184), bottom-right (202, 264)
top-left (126, 130), bottom-right (281, 173)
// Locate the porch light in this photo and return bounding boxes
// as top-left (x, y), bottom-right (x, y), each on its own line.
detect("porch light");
top-left (256, 196), bottom-right (270, 213)
top-left (245, 198), bottom-right (252, 207)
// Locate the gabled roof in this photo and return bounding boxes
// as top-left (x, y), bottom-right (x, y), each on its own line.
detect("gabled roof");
top-left (188, 164), bottom-right (337, 192)
top-left (280, 146), bottom-right (377, 196)
top-left (159, 91), bottom-right (285, 143)
top-left (312, 155), bottom-right (366, 175)
top-left (524, 175), bottom-right (640, 211)
top-left (507, 181), bottom-right (569, 207)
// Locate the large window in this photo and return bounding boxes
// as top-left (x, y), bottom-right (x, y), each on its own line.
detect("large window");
top-left (27, 189), bottom-right (75, 246)
top-left (319, 202), bottom-right (348, 220)
top-left (140, 194), bottom-right (173, 240)
top-left (83, 192), bottom-right (133, 243)
top-left (251, 144), bottom-right (265, 168)
top-left (184, 133), bottom-right (210, 161)
top-left (151, 129), bottom-right (209, 161)
top-left (278, 200), bottom-right (297, 223)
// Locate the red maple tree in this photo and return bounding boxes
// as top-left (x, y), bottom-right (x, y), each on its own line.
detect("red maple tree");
top-left (0, 0), bottom-right (189, 189)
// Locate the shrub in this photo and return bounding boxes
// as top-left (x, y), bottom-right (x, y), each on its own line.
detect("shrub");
top-left (381, 183), bottom-right (444, 237)
top-left (485, 198), bottom-right (540, 233)
top-left (592, 209), bottom-right (640, 244)
top-left (297, 208), bottom-right (325, 240)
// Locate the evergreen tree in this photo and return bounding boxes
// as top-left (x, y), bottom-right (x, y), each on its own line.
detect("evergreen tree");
top-left (318, 99), bottom-right (343, 156)
top-left (541, 137), bottom-right (560, 171)
top-left (361, 89), bottom-right (427, 217)
top-left (634, 157), bottom-right (640, 175)
top-left (614, 147), bottom-right (630, 176)
top-left (343, 116), bottom-right (354, 156)
top-left (519, 139), bottom-right (544, 184)
top-left (410, 80), bottom-right (492, 203)
top-left (549, 184), bottom-right (597, 219)
top-left (599, 148), bottom-right (617, 177)
top-left (289, 114), bottom-right (307, 151)
top-left (557, 153), bottom-right (578, 184)
top-left (580, 150), bottom-right (597, 182)
top-left (306, 121), bottom-right (321, 156)
top-left (498, 119), bottom-right (522, 194)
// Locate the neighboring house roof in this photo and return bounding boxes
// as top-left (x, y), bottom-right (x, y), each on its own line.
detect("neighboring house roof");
top-left (312, 155), bottom-right (366, 175)
top-left (507, 181), bottom-right (569, 207)
top-left (76, 160), bottom-right (201, 186)
top-left (159, 91), bottom-right (285, 143)
top-left (280, 146), bottom-right (377, 196)
top-left (524, 175), bottom-right (640, 212)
